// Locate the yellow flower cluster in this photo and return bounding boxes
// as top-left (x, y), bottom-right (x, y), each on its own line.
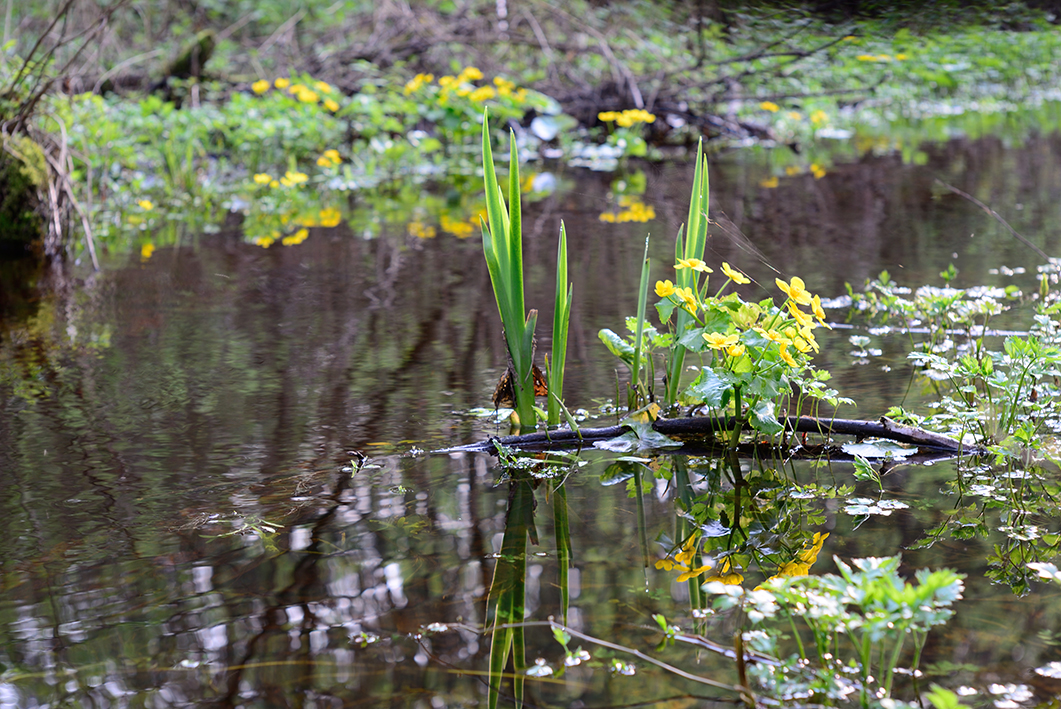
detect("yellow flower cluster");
top-left (140, 243), bottom-right (155, 261)
top-left (316, 149), bottom-right (341, 167)
top-left (408, 220), bottom-right (436, 239)
top-left (655, 263), bottom-right (830, 370)
top-left (856, 53), bottom-right (905, 62)
top-left (759, 101), bottom-right (780, 112)
top-left (598, 109), bottom-right (656, 127)
top-left (440, 214), bottom-right (475, 238)
top-left (251, 170), bottom-right (308, 188)
top-left (403, 73), bottom-right (434, 95)
top-left (599, 196), bottom-right (655, 223)
top-left (253, 77), bottom-right (340, 111)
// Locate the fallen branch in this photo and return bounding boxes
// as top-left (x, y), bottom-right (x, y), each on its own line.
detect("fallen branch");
top-left (436, 415), bottom-right (972, 455)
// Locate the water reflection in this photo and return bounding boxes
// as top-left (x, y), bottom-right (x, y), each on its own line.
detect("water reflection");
top-left (3, 130), bottom-right (1061, 705)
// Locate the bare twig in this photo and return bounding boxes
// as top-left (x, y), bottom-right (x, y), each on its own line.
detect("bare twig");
top-left (935, 179), bottom-right (1051, 262)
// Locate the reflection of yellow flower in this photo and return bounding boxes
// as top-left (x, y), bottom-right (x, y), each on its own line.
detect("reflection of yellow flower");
top-left (785, 165), bottom-right (802, 176)
top-left (759, 101), bottom-right (779, 112)
top-left (319, 207), bottom-right (341, 228)
top-left (253, 173), bottom-right (272, 185)
top-left (721, 262), bottom-right (750, 284)
top-left (776, 276), bottom-right (813, 305)
top-left (251, 79), bottom-right (270, 94)
top-left (676, 258), bottom-right (712, 273)
top-left (282, 228), bottom-right (309, 246)
top-left (441, 214), bottom-right (475, 238)
top-left (703, 332), bottom-right (739, 350)
top-left (599, 211), bottom-right (616, 223)
top-left (758, 532), bottom-right (829, 588)
top-left (140, 243), bottom-right (155, 261)
top-left (760, 176), bottom-right (779, 189)
top-left (702, 558), bottom-right (743, 585)
top-left (655, 279), bottom-right (676, 298)
top-left (408, 220), bottom-right (436, 239)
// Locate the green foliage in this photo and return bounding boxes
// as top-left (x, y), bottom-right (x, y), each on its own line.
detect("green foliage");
top-left (712, 555), bottom-right (965, 705)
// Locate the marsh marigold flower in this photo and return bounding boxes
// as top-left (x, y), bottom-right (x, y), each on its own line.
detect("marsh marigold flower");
top-left (138, 199), bottom-right (154, 211)
top-left (253, 173), bottom-right (272, 185)
top-left (776, 276), bottom-right (813, 305)
top-left (760, 101), bottom-right (779, 112)
top-left (703, 332), bottom-right (739, 350)
top-left (251, 79), bottom-right (270, 94)
top-left (676, 258), bottom-right (712, 273)
top-left (655, 279), bottom-right (676, 298)
top-left (274, 77), bottom-right (290, 89)
top-left (721, 262), bottom-right (750, 284)
top-left (323, 98), bottom-right (340, 112)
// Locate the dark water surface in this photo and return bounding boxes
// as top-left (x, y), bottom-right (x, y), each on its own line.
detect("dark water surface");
top-left (3, 131), bottom-right (1061, 707)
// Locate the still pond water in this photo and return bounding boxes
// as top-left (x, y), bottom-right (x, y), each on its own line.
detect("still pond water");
top-left (3, 129), bottom-right (1061, 708)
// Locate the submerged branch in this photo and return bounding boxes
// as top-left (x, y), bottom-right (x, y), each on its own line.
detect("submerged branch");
top-left (437, 415), bottom-right (972, 456)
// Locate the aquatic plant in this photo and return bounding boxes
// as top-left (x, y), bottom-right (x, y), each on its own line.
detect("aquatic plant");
top-left (481, 112), bottom-right (572, 430)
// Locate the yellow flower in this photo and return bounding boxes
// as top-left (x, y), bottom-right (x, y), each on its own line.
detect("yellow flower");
top-left (296, 88), bottom-right (319, 104)
top-left (856, 54), bottom-right (878, 61)
top-left (703, 332), bottom-right (739, 350)
top-left (676, 258), bottom-right (712, 273)
top-left (323, 98), bottom-right (340, 112)
top-left (727, 343), bottom-right (746, 358)
top-left (785, 165), bottom-right (802, 176)
top-left (438, 75), bottom-right (456, 88)
top-left (319, 207), bottom-right (341, 228)
top-left (316, 156), bottom-right (332, 167)
top-left (760, 176), bottom-right (779, 189)
top-left (317, 149), bottom-right (341, 167)
top-left (776, 276), bottom-right (813, 305)
top-left (598, 211), bottom-right (616, 222)
top-left (787, 111), bottom-right (802, 120)
top-left (274, 77), bottom-right (290, 89)
top-left (787, 301), bottom-right (815, 328)
top-left (721, 262), bottom-right (750, 285)
top-left (759, 101), bottom-right (779, 112)
top-left (251, 79), bottom-right (270, 94)
top-left (403, 73), bottom-right (434, 95)
top-left (408, 220), bottom-right (436, 239)
top-left (675, 534), bottom-right (698, 566)
top-left (138, 199), bottom-right (154, 211)
top-left (811, 294), bottom-right (832, 329)
top-left (280, 170), bottom-right (308, 187)
top-left (254, 235), bottom-right (276, 248)
top-left (810, 110), bottom-right (828, 126)
top-left (140, 243), bottom-right (155, 260)
top-left (895, 53), bottom-right (908, 61)
top-left (676, 287), bottom-right (698, 313)
top-left (655, 279), bottom-right (677, 298)
top-left (811, 163), bottom-right (826, 180)
top-left (314, 80), bottom-right (334, 94)
top-left (269, 180), bottom-right (280, 188)
top-left (253, 173), bottom-right (272, 185)
top-left (460, 66), bottom-right (484, 81)
top-left (655, 558), bottom-right (677, 571)
top-left (755, 327), bottom-right (791, 346)
top-left (282, 228), bottom-right (310, 246)
top-left (779, 343), bottom-right (798, 367)
top-left (598, 111), bottom-right (618, 122)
